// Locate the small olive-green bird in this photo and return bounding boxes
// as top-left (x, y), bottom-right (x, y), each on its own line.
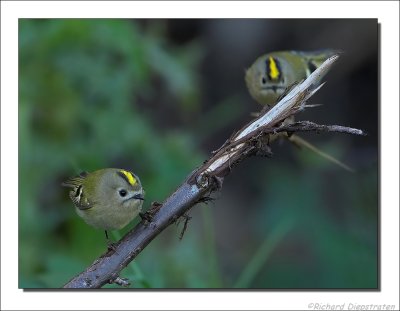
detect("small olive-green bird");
top-left (62, 168), bottom-right (145, 239)
top-left (245, 50), bottom-right (353, 172)
top-left (245, 50), bottom-right (339, 106)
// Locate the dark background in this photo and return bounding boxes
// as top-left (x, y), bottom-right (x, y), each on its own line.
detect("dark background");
top-left (19, 19), bottom-right (378, 288)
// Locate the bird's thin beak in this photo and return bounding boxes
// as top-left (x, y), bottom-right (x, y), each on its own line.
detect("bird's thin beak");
top-left (133, 193), bottom-right (145, 201)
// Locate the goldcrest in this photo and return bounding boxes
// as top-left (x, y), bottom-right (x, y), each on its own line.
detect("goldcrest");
top-left (62, 168), bottom-right (145, 232)
top-left (245, 50), bottom-right (338, 106)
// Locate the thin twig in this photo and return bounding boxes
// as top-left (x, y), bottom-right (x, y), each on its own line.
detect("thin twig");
top-left (179, 214), bottom-right (192, 240)
top-left (276, 121), bottom-right (365, 136)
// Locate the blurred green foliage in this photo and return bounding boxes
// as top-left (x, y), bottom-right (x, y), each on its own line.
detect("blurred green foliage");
top-left (19, 19), bottom-right (378, 289)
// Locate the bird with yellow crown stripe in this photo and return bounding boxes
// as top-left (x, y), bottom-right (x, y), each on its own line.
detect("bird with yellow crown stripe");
top-left (62, 168), bottom-right (145, 243)
top-left (245, 50), bottom-right (340, 105)
top-left (245, 50), bottom-right (353, 172)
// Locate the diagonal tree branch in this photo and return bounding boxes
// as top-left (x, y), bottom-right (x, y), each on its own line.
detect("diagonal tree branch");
top-left (63, 54), bottom-right (365, 288)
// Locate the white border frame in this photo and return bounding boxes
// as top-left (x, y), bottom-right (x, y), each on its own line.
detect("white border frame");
top-left (1, 1), bottom-right (399, 310)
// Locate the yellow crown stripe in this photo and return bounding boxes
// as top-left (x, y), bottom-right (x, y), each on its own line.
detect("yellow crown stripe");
top-left (120, 170), bottom-right (137, 186)
top-left (269, 57), bottom-right (280, 80)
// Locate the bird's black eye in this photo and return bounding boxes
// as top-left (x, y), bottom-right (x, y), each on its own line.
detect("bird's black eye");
top-left (119, 189), bottom-right (127, 197)
top-left (261, 77), bottom-right (267, 85)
